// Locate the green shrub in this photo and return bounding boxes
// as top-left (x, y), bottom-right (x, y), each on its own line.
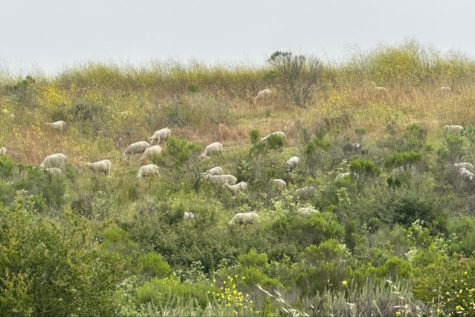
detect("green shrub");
top-left (136, 277), bottom-right (216, 309)
top-left (0, 155), bottom-right (14, 178)
top-left (137, 252), bottom-right (172, 279)
top-left (384, 151), bottom-right (422, 168)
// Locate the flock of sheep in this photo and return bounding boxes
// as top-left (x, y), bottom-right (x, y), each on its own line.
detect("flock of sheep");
top-left (0, 86), bottom-right (472, 224)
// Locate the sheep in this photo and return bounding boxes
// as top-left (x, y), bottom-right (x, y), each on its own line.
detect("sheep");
top-left (444, 125), bottom-right (463, 134)
top-left (286, 156), bottom-right (299, 172)
top-left (85, 159), bottom-right (112, 175)
top-left (137, 164), bottom-right (160, 179)
top-left (335, 172), bottom-right (359, 182)
top-left (435, 86), bottom-right (451, 93)
top-left (229, 212), bottom-right (259, 225)
top-left (261, 131), bottom-right (286, 142)
top-left (0, 147), bottom-right (6, 155)
top-left (223, 182), bottom-right (248, 195)
top-left (46, 120), bottom-right (66, 131)
top-left (141, 145), bottom-right (162, 162)
top-left (254, 88), bottom-right (272, 102)
top-left (454, 162), bottom-right (474, 170)
top-left (295, 186), bottom-right (316, 200)
top-left (201, 166), bottom-right (223, 176)
top-left (199, 142), bottom-right (223, 159)
top-left (149, 128), bottom-right (171, 144)
top-left (202, 174), bottom-right (237, 186)
top-left (40, 153), bottom-right (67, 169)
top-left (458, 167), bottom-right (474, 181)
top-left (270, 178), bottom-right (286, 192)
top-left (45, 167), bottom-right (62, 175)
top-left (297, 207), bottom-right (319, 216)
top-left (184, 211), bottom-right (195, 221)
top-left (123, 141), bottom-right (151, 156)
top-left (371, 82), bottom-right (388, 92)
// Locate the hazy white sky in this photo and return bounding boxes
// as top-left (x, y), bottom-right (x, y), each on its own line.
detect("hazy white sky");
top-left (1, 0), bottom-right (474, 74)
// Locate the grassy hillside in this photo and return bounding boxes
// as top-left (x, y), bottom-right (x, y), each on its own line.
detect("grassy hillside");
top-left (0, 41), bottom-right (474, 316)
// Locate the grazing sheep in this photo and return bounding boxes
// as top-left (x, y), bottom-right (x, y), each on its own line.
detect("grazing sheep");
top-left (454, 162), bottom-right (474, 170)
top-left (137, 164), bottom-right (160, 179)
top-left (297, 207), bottom-right (319, 216)
top-left (444, 125), bottom-right (463, 134)
top-left (201, 166), bottom-right (223, 176)
top-left (45, 167), bottom-right (62, 175)
top-left (286, 156), bottom-right (299, 172)
top-left (335, 172), bottom-right (358, 182)
top-left (254, 88), bottom-right (272, 102)
top-left (0, 147), bottom-right (6, 155)
top-left (40, 153), bottom-right (67, 169)
top-left (261, 131), bottom-right (286, 142)
top-left (229, 212), bottom-right (259, 225)
top-left (270, 178), bottom-right (286, 192)
top-left (184, 211), bottom-right (195, 221)
top-left (223, 182), bottom-right (248, 195)
top-left (46, 120), bottom-right (66, 131)
top-left (371, 82), bottom-right (388, 92)
top-left (149, 128), bottom-right (171, 144)
top-left (141, 145), bottom-right (162, 162)
top-left (435, 86), bottom-right (451, 93)
top-left (85, 159), bottom-right (112, 175)
top-left (202, 174), bottom-right (237, 186)
top-left (199, 142), bottom-right (223, 159)
top-left (123, 141), bottom-right (151, 156)
top-left (458, 167), bottom-right (474, 181)
top-left (295, 186), bottom-right (316, 200)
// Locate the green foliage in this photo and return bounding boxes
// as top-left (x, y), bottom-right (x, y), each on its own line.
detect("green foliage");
top-left (162, 136), bottom-right (201, 169)
top-left (249, 129), bottom-right (261, 145)
top-left (350, 159), bottom-right (380, 177)
top-left (136, 277), bottom-right (216, 309)
top-left (0, 206), bottom-right (121, 316)
top-left (137, 252), bottom-right (172, 279)
top-left (384, 151), bottom-right (423, 168)
top-left (0, 155), bottom-right (14, 178)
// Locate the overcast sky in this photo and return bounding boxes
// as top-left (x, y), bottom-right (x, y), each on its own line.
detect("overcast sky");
top-left (1, 0), bottom-right (474, 75)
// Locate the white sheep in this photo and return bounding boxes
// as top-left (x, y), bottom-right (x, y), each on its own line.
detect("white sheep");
top-left (45, 167), bottom-right (62, 175)
top-left (46, 120), bottom-right (66, 131)
top-left (123, 141), bottom-right (151, 156)
top-left (286, 156), bottom-right (299, 172)
top-left (270, 178), bottom-right (286, 192)
top-left (261, 131), bottom-right (286, 142)
top-left (148, 128), bottom-right (171, 144)
top-left (335, 172), bottom-right (358, 182)
top-left (141, 145), bottom-right (162, 162)
top-left (295, 186), bottom-right (316, 200)
top-left (297, 207), bottom-right (319, 216)
top-left (435, 86), bottom-right (451, 93)
top-left (444, 125), bottom-right (463, 134)
top-left (454, 162), bottom-right (474, 170)
top-left (202, 174), bottom-right (237, 186)
top-left (199, 142), bottom-right (223, 159)
top-left (223, 182), bottom-right (248, 195)
top-left (85, 159), bottom-right (112, 175)
top-left (229, 212), bottom-right (260, 225)
top-left (458, 167), bottom-right (474, 181)
top-left (184, 211), bottom-right (195, 221)
top-left (0, 147), bottom-right (6, 155)
top-left (254, 88), bottom-right (272, 102)
top-left (40, 153), bottom-right (67, 169)
top-left (371, 81), bottom-right (388, 92)
top-left (137, 164), bottom-right (160, 179)
top-left (201, 166), bottom-right (223, 176)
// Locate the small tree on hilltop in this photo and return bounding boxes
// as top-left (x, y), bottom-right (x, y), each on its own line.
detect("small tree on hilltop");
top-left (268, 51), bottom-right (322, 107)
